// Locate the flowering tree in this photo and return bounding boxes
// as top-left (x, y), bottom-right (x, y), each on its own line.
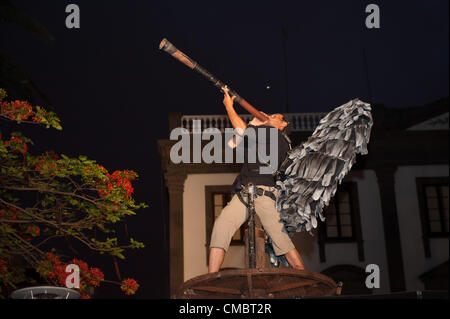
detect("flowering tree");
top-left (0, 88), bottom-right (147, 298)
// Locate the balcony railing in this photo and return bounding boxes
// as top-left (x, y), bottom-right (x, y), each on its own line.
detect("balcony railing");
top-left (181, 113), bottom-right (327, 133)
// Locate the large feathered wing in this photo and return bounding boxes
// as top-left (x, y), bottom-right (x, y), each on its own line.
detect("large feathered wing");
top-left (276, 98), bottom-right (373, 235)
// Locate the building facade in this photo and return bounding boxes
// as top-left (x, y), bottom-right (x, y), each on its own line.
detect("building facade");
top-left (158, 98), bottom-right (449, 296)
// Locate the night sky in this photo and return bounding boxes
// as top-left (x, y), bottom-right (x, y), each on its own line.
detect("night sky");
top-left (0, 0), bottom-right (448, 298)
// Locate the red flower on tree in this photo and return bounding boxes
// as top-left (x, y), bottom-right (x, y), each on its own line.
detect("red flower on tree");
top-left (36, 253), bottom-right (118, 298)
top-left (26, 225), bottom-right (40, 237)
top-left (0, 259), bottom-right (7, 275)
top-left (120, 278), bottom-right (139, 295)
top-left (0, 100), bottom-right (33, 121)
top-left (1, 88), bottom-right (145, 298)
top-left (96, 169), bottom-right (136, 199)
top-left (4, 136), bottom-right (28, 154)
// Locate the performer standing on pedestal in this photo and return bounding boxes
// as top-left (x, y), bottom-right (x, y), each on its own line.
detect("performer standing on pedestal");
top-left (208, 87), bottom-right (306, 273)
top-left (159, 38), bottom-right (373, 279)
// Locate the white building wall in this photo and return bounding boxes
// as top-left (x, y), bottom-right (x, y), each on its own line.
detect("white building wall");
top-left (183, 173), bottom-right (245, 282)
top-left (395, 165), bottom-right (449, 291)
top-left (183, 170), bottom-right (393, 293)
top-left (291, 169), bottom-right (391, 294)
top-left (182, 166), bottom-right (450, 293)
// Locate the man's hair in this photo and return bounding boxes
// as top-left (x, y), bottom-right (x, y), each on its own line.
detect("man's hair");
top-left (281, 113), bottom-right (292, 136)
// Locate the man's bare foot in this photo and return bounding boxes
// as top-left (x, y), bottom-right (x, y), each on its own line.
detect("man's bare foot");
top-left (208, 247), bottom-right (226, 273)
top-left (285, 248), bottom-right (305, 270)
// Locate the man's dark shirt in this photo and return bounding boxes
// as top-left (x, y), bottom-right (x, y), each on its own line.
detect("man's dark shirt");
top-left (231, 124), bottom-right (290, 193)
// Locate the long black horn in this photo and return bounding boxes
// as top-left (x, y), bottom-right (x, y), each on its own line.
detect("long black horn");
top-left (159, 38), bottom-right (268, 122)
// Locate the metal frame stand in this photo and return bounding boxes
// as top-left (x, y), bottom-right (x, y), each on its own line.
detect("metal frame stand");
top-left (245, 183), bottom-right (257, 269)
top-left (173, 183), bottom-right (342, 299)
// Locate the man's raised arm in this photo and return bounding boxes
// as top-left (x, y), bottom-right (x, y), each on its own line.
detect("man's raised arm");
top-left (222, 87), bottom-right (246, 148)
top-left (222, 87), bottom-right (246, 132)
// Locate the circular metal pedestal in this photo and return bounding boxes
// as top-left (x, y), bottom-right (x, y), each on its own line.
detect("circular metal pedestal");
top-left (175, 268), bottom-right (340, 299)
top-left (10, 286), bottom-right (80, 299)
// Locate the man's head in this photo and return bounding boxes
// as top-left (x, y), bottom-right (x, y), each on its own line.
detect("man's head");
top-left (266, 113), bottom-right (288, 131)
top-left (249, 112), bottom-right (289, 131)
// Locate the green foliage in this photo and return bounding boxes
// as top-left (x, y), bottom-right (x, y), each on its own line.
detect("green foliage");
top-left (0, 89), bottom-right (147, 297)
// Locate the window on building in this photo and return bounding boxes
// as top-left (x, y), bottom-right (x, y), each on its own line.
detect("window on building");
top-left (211, 191), bottom-right (244, 243)
top-left (324, 189), bottom-right (355, 240)
top-left (205, 186), bottom-right (245, 264)
top-left (416, 177), bottom-right (449, 257)
top-left (423, 184), bottom-right (449, 234)
top-left (317, 182), bottom-right (364, 262)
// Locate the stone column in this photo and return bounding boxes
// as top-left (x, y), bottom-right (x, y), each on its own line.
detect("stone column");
top-left (168, 112), bottom-right (182, 133)
top-left (375, 165), bottom-right (406, 292)
top-left (165, 173), bottom-right (187, 297)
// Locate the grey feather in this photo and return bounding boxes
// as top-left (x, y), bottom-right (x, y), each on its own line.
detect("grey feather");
top-left (275, 98), bottom-right (373, 239)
